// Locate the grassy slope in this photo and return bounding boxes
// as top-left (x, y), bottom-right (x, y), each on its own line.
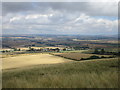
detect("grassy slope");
top-left (3, 58), bottom-right (118, 88)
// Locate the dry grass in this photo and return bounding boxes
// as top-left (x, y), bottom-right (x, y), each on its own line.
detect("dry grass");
top-left (2, 58), bottom-right (118, 88)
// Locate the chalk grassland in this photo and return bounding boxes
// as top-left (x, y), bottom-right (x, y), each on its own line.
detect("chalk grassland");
top-left (2, 54), bottom-right (70, 70)
top-left (2, 58), bottom-right (118, 88)
top-left (53, 53), bottom-right (111, 60)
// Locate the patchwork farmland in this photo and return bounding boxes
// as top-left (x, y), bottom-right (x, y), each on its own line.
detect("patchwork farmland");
top-left (2, 34), bottom-right (118, 88)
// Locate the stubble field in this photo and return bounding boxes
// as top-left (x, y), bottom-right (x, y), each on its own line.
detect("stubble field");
top-left (2, 54), bottom-right (70, 70)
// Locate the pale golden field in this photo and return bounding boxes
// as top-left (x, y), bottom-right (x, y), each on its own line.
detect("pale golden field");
top-left (2, 54), bottom-right (70, 70)
top-left (72, 39), bottom-right (118, 43)
top-left (17, 48), bottom-right (29, 50)
top-left (30, 46), bottom-right (64, 49)
top-left (53, 53), bottom-right (110, 60)
top-left (72, 39), bottom-right (101, 42)
top-left (0, 48), bottom-right (14, 51)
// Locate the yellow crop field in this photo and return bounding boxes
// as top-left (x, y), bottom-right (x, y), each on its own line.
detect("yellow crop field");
top-left (106, 40), bottom-right (118, 43)
top-left (17, 48), bottom-right (29, 50)
top-left (0, 48), bottom-right (14, 51)
top-left (31, 46), bottom-right (64, 49)
top-left (73, 39), bottom-right (101, 42)
top-left (73, 39), bottom-right (118, 44)
top-left (2, 54), bottom-right (70, 70)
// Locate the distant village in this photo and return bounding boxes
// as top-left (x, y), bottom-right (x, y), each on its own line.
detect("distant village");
top-left (27, 47), bottom-right (75, 52)
top-left (1, 47), bottom-right (75, 53)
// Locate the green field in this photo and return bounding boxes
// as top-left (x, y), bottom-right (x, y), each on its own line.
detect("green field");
top-left (3, 58), bottom-right (118, 88)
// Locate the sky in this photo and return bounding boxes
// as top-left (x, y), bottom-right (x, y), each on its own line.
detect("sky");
top-left (1, 1), bottom-right (118, 35)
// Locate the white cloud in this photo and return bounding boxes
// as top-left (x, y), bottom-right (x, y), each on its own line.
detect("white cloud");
top-left (25, 14), bottom-right (53, 19)
top-left (2, 2), bottom-right (118, 35)
top-left (10, 16), bottom-right (21, 22)
top-left (3, 13), bottom-right (117, 35)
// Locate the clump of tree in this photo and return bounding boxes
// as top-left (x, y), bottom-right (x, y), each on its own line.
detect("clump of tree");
top-left (93, 48), bottom-right (105, 54)
top-left (1, 48), bottom-right (21, 53)
top-left (73, 46), bottom-right (89, 50)
top-left (11, 48), bottom-right (21, 51)
top-left (81, 55), bottom-right (100, 60)
top-left (1, 50), bottom-right (10, 53)
top-left (63, 48), bottom-right (66, 51)
top-left (92, 48), bottom-right (119, 56)
top-left (28, 47), bottom-right (35, 51)
top-left (81, 55), bottom-right (115, 60)
top-left (17, 48), bottom-right (21, 51)
top-left (55, 48), bottom-right (60, 52)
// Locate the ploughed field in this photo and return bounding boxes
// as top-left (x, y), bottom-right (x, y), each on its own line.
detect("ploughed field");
top-left (53, 53), bottom-right (111, 60)
top-left (2, 54), bottom-right (70, 70)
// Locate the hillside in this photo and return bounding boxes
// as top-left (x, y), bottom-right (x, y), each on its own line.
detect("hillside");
top-left (3, 58), bottom-right (118, 88)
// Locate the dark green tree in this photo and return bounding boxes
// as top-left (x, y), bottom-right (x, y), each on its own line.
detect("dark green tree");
top-left (93, 48), bottom-right (99, 54)
top-left (100, 48), bottom-right (105, 54)
top-left (13, 48), bottom-right (17, 51)
top-left (18, 48), bottom-right (21, 51)
top-left (29, 47), bottom-right (34, 51)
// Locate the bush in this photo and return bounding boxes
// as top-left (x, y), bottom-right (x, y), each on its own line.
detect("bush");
top-left (80, 55), bottom-right (115, 60)
top-left (89, 55), bottom-right (100, 59)
top-left (101, 56), bottom-right (106, 58)
top-left (108, 56), bottom-right (115, 58)
top-left (80, 55), bottom-right (100, 60)
top-left (81, 58), bottom-right (86, 60)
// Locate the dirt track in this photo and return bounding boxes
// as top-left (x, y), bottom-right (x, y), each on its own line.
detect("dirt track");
top-left (2, 54), bottom-right (69, 70)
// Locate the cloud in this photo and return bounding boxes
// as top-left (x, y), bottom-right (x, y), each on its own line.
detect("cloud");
top-left (2, 2), bottom-right (118, 35)
top-left (2, 2), bottom-right (118, 16)
top-left (3, 13), bottom-right (118, 35)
